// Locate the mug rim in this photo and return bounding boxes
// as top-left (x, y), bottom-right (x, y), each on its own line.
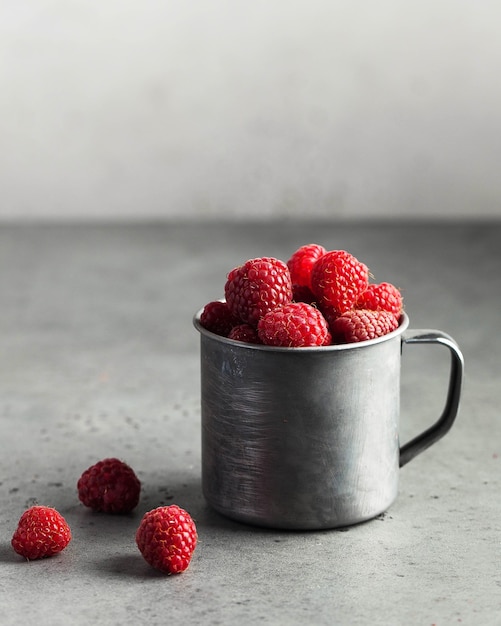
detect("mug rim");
top-left (193, 307), bottom-right (410, 353)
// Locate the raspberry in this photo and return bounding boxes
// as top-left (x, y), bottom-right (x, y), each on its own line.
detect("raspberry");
top-left (356, 282), bottom-right (403, 316)
top-left (200, 300), bottom-right (240, 337)
top-left (228, 323), bottom-right (261, 344)
top-left (11, 506), bottom-right (71, 560)
top-left (257, 302), bottom-right (331, 347)
top-left (287, 243), bottom-right (326, 289)
top-left (77, 458), bottom-right (141, 514)
top-left (311, 250), bottom-right (369, 314)
top-left (224, 257), bottom-right (293, 326)
top-left (329, 309), bottom-right (400, 344)
top-left (136, 505), bottom-right (198, 574)
top-left (318, 303), bottom-right (339, 330)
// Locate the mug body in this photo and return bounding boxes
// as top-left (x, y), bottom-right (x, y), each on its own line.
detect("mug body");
top-left (196, 313), bottom-right (409, 530)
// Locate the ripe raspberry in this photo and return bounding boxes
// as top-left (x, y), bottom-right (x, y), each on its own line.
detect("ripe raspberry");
top-left (356, 282), bottom-right (403, 316)
top-left (257, 302), bottom-right (331, 347)
top-left (77, 458), bottom-right (141, 514)
top-left (287, 243), bottom-right (327, 289)
top-left (199, 300), bottom-right (240, 337)
top-left (318, 303), bottom-right (340, 330)
top-left (11, 506), bottom-right (71, 560)
top-left (228, 323), bottom-right (261, 344)
top-left (329, 309), bottom-right (400, 344)
top-left (311, 250), bottom-right (369, 314)
top-left (224, 257), bottom-right (293, 326)
top-left (136, 505), bottom-right (198, 575)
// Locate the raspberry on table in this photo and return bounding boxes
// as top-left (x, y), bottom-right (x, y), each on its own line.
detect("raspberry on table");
top-left (199, 300), bottom-right (240, 337)
top-left (228, 323), bottom-right (261, 344)
top-left (329, 309), bottom-right (400, 344)
top-left (224, 257), bottom-right (293, 326)
top-left (77, 457), bottom-right (141, 514)
top-left (311, 250), bottom-right (369, 315)
top-left (136, 504), bottom-right (198, 575)
top-left (257, 301), bottom-right (332, 347)
top-left (11, 505), bottom-right (72, 560)
top-left (287, 243), bottom-right (327, 289)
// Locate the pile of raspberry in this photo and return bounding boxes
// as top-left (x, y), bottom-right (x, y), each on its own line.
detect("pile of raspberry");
top-left (200, 243), bottom-right (403, 347)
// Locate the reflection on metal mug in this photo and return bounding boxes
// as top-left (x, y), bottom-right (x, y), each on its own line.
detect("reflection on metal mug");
top-left (194, 311), bottom-right (464, 530)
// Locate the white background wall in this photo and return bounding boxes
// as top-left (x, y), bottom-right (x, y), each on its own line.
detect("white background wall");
top-left (1, 0), bottom-right (500, 221)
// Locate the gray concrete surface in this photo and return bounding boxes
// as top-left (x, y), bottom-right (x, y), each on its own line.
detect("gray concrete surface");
top-left (0, 220), bottom-right (499, 625)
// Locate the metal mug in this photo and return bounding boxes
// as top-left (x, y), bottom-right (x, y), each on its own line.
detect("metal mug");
top-left (194, 311), bottom-right (464, 530)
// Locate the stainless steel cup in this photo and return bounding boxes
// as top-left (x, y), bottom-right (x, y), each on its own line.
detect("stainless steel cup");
top-left (194, 311), bottom-right (463, 530)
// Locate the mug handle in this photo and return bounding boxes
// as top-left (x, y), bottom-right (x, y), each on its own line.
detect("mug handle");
top-left (399, 329), bottom-right (464, 467)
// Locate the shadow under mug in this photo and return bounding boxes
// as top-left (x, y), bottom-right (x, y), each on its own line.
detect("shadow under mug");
top-left (194, 311), bottom-right (464, 530)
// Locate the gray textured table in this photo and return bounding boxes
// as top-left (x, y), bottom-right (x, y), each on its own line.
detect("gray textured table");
top-left (1, 220), bottom-right (499, 625)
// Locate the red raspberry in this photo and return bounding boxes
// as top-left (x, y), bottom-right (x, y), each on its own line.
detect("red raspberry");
top-left (257, 302), bottom-right (331, 347)
top-left (228, 323), bottom-right (261, 344)
top-left (311, 250), bottom-right (369, 314)
top-left (136, 505), bottom-right (198, 575)
top-left (318, 303), bottom-right (340, 330)
top-left (329, 309), bottom-right (400, 344)
top-left (77, 458), bottom-right (141, 514)
top-left (11, 505), bottom-right (72, 560)
top-left (287, 243), bottom-right (326, 289)
top-left (311, 250), bottom-right (369, 313)
top-left (199, 300), bottom-right (240, 337)
top-left (356, 282), bottom-right (403, 316)
top-left (224, 257), bottom-right (293, 326)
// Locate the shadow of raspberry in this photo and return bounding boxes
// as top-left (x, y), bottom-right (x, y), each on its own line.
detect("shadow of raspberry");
top-left (0, 541), bottom-right (25, 564)
top-left (95, 552), bottom-right (168, 579)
